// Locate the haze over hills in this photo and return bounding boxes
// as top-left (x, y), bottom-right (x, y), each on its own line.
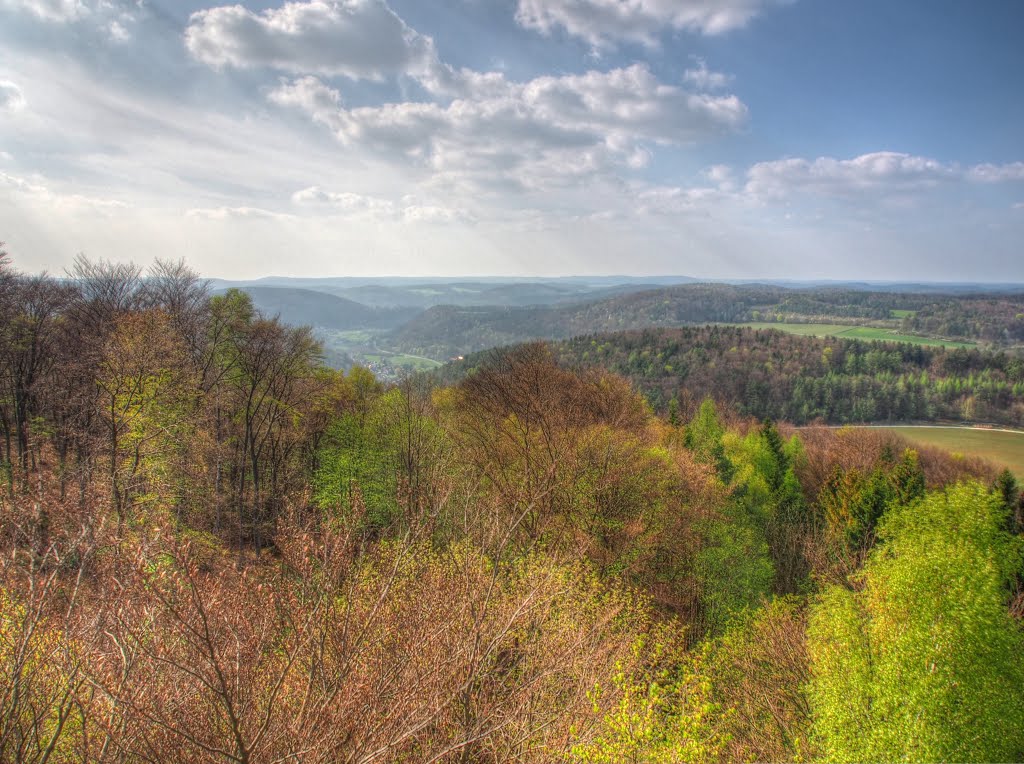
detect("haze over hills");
top-left (218, 286), bottom-right (418, 330)
top-left (208, 278), bottom-right (1024, 374)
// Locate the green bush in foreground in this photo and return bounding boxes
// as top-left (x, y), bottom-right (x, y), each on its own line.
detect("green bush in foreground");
top-left (808, 482), bottom-right (1024, 763)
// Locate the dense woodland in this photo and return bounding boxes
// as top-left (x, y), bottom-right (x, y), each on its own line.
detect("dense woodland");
top-left (3, 250), bottom-right (1024, 763)
top-left (537, 326), bottom-right (1024, 426)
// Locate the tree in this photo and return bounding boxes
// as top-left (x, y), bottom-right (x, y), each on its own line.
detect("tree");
top-left (683, 398), bottom-right (732, 482)
top-left (992, 468), bottom-right (1021, 534)
top-left (0, 275), bottom-right (75, 483)
top-left (95, 311), bottom-right (195, 525)
top-left (216, 297), bottom-right (322, 557)
top-left (702, 597), bottom-right (812, 763)
top-left (808, 482), bottom-right (1024, 762)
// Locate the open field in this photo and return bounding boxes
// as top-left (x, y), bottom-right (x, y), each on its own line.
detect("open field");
top-left (874, 426), bottom-right (1024, 477)
top-left (388, 353), bottom-right (443, 370)
top-left (736, 322), bottom-right (976, 348)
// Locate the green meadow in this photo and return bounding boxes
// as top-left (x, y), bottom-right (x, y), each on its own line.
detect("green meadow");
top-left (877, 426), bottom-right (1024, 478)
top-left (737, 322), bottom-right (975, 348)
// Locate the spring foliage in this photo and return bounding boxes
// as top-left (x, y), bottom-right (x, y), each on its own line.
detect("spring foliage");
top-left (1, 253), bottom-right (1021, 763)
top-left (808, 482), bottom-right (1024, 762)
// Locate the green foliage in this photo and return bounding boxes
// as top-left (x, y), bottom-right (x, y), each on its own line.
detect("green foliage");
top-left (818, 449), bottom-right (926, 554)
top-left (314, 395), bottom-right (402, 532)
top-left (667, 396), bottom-right (680, 427)
top-left (569, 638), bottom-right (725, 764)
top-left (722, 424), bottom-right (810, 596)
top-left (0, 588), bottom-right (81, 762)
top-left (545, 325), bottom-right (1024, 427)
top-left (992, 468), bottom-right (1021, 533)
top-left (693, 516), bottom-right (774, 635)
top-left (684, 399), bottom-right (733, 482)
top-left (701, 597), bottom-right (812, 763)
top-left (808, 482), bottom-right (1024, 763)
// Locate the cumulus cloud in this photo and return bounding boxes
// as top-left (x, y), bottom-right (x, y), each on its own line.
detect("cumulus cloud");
top-left (704, 164), bottom-right (736, 189)
top-left (745, 152), bottom-right (1024, 200)
top-left (515, 0), bottom-right (782, 47)
top-left (185, 0), bottom-right (439, 81)
top-left (683, 60), bottom-right (733, 90)
top-left (0, 80), bottom-right (26, 112)
top-left (2, 0), bottom-right (88, 22)
top-left (745, 152), bottom-right (961, 199)
top-left (270, 64), bottom-right (746, 190)
top-left (189, 0), bottom-right (747, 192)
top-left (968, 162), bottom-right (1024, 183)
top-left (267, 75), bottom-right (342, 119)
top-left (292, 186), bottom-right (396, 215)
top-left (3, 0), bottom-right (139, 40)
top-left (292, 185), bottom-right (472, 224)
top-left (185, 206), bottom-right (293, 221)
top-left (400, 204), bottom-right (473, 224)
top-left (633, 182), bottom-right (729, 215)
top-left (0, 170), bottom-right (128, 213)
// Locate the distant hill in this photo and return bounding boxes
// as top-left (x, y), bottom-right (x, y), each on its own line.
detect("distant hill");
top-left (223, 286), bottom-right (420, 330)
top-left (321, 282), bottom-right (582, 309)
top-left (389, 284), bottom-right (795, 359)
top-left (389, 283), bottom-right (1024, 360)
top-left (438, 326), bottom-right (1024, 427)
top-left (282, 281), bottom-right (662, 309)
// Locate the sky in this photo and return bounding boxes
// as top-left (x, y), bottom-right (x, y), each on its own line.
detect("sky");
top-left (1, 0), bottom-right (1023, 280)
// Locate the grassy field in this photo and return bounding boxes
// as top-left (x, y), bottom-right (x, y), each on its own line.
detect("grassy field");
top-left (737, 322), bottom-right (975, 348)
top-left (875, 426), bottom-right (1024, 477)
top-left (890, 309), bottom-right (917, 318)
top-left (389, 354), bottom-right (443, 370)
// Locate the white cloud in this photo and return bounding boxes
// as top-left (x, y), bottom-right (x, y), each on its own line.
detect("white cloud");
top-left (0, 80), bottom-right (26, 111)
top-left (266, 75), bottom-right (343, 119)
top-left (704, 163), bottom-right (735, 189)
top-left (2, 0), bottom-right (87, 22)
top-left (292, 186), bottom-right (396, 215)
top-left (107, 19), bottom-right (129, 42)
top-left (745, 152), bottom-right (960, 199)
top-left (185, 0), bottom-right (438, 81)
top-left (745, 152), bottom-right (1024, 200)
top-left (270, 64), bottom-right (747, 190)
top-left (633, 182), bottom-right (730, 215)
top-left (515, 0), bottom-right (782, 47)
top-left (292, 185), bottom-right (472, 224)
top-left (2, 0), bottom-right (139, 40)
top-left (185, 206), bottom-right (293, 221)
top-left (968, 162), bottom-right (1024, 183)
top-left (0, 170), bottom-right (128, 213)
top-left (683, 60), bottom-right (732, 90)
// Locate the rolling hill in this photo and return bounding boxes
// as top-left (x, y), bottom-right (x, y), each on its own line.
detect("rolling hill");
top-left (224, 286), bottom-right (420, 330)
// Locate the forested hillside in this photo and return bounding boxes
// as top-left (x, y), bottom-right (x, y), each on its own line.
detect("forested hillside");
top-left (230, 285), bottom-right (418, 330)
top-left (543, 326), bottom-right (1024, 425)
top-left (390, 284), bottom-right (1024, 360)
top-left (3, 251), bottom-right (1024, 763)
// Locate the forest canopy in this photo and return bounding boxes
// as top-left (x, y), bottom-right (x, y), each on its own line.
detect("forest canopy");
top-left (1, 251), bottom-right (1022, 763)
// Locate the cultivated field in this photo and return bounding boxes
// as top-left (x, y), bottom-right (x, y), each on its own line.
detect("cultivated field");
top-left (738, 322), bottom-right (976, 348)
top-left (878, 426), bottom-right (1024, 477)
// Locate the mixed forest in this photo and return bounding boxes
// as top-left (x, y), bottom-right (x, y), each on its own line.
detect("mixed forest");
top-left (2, 250), bottom-right (1024, 763)
top-left (547, 326), bottom-right (1024, 426)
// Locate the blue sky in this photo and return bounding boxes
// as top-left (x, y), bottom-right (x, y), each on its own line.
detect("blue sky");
top-left (1, 0), bottom-right (1022, 279)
